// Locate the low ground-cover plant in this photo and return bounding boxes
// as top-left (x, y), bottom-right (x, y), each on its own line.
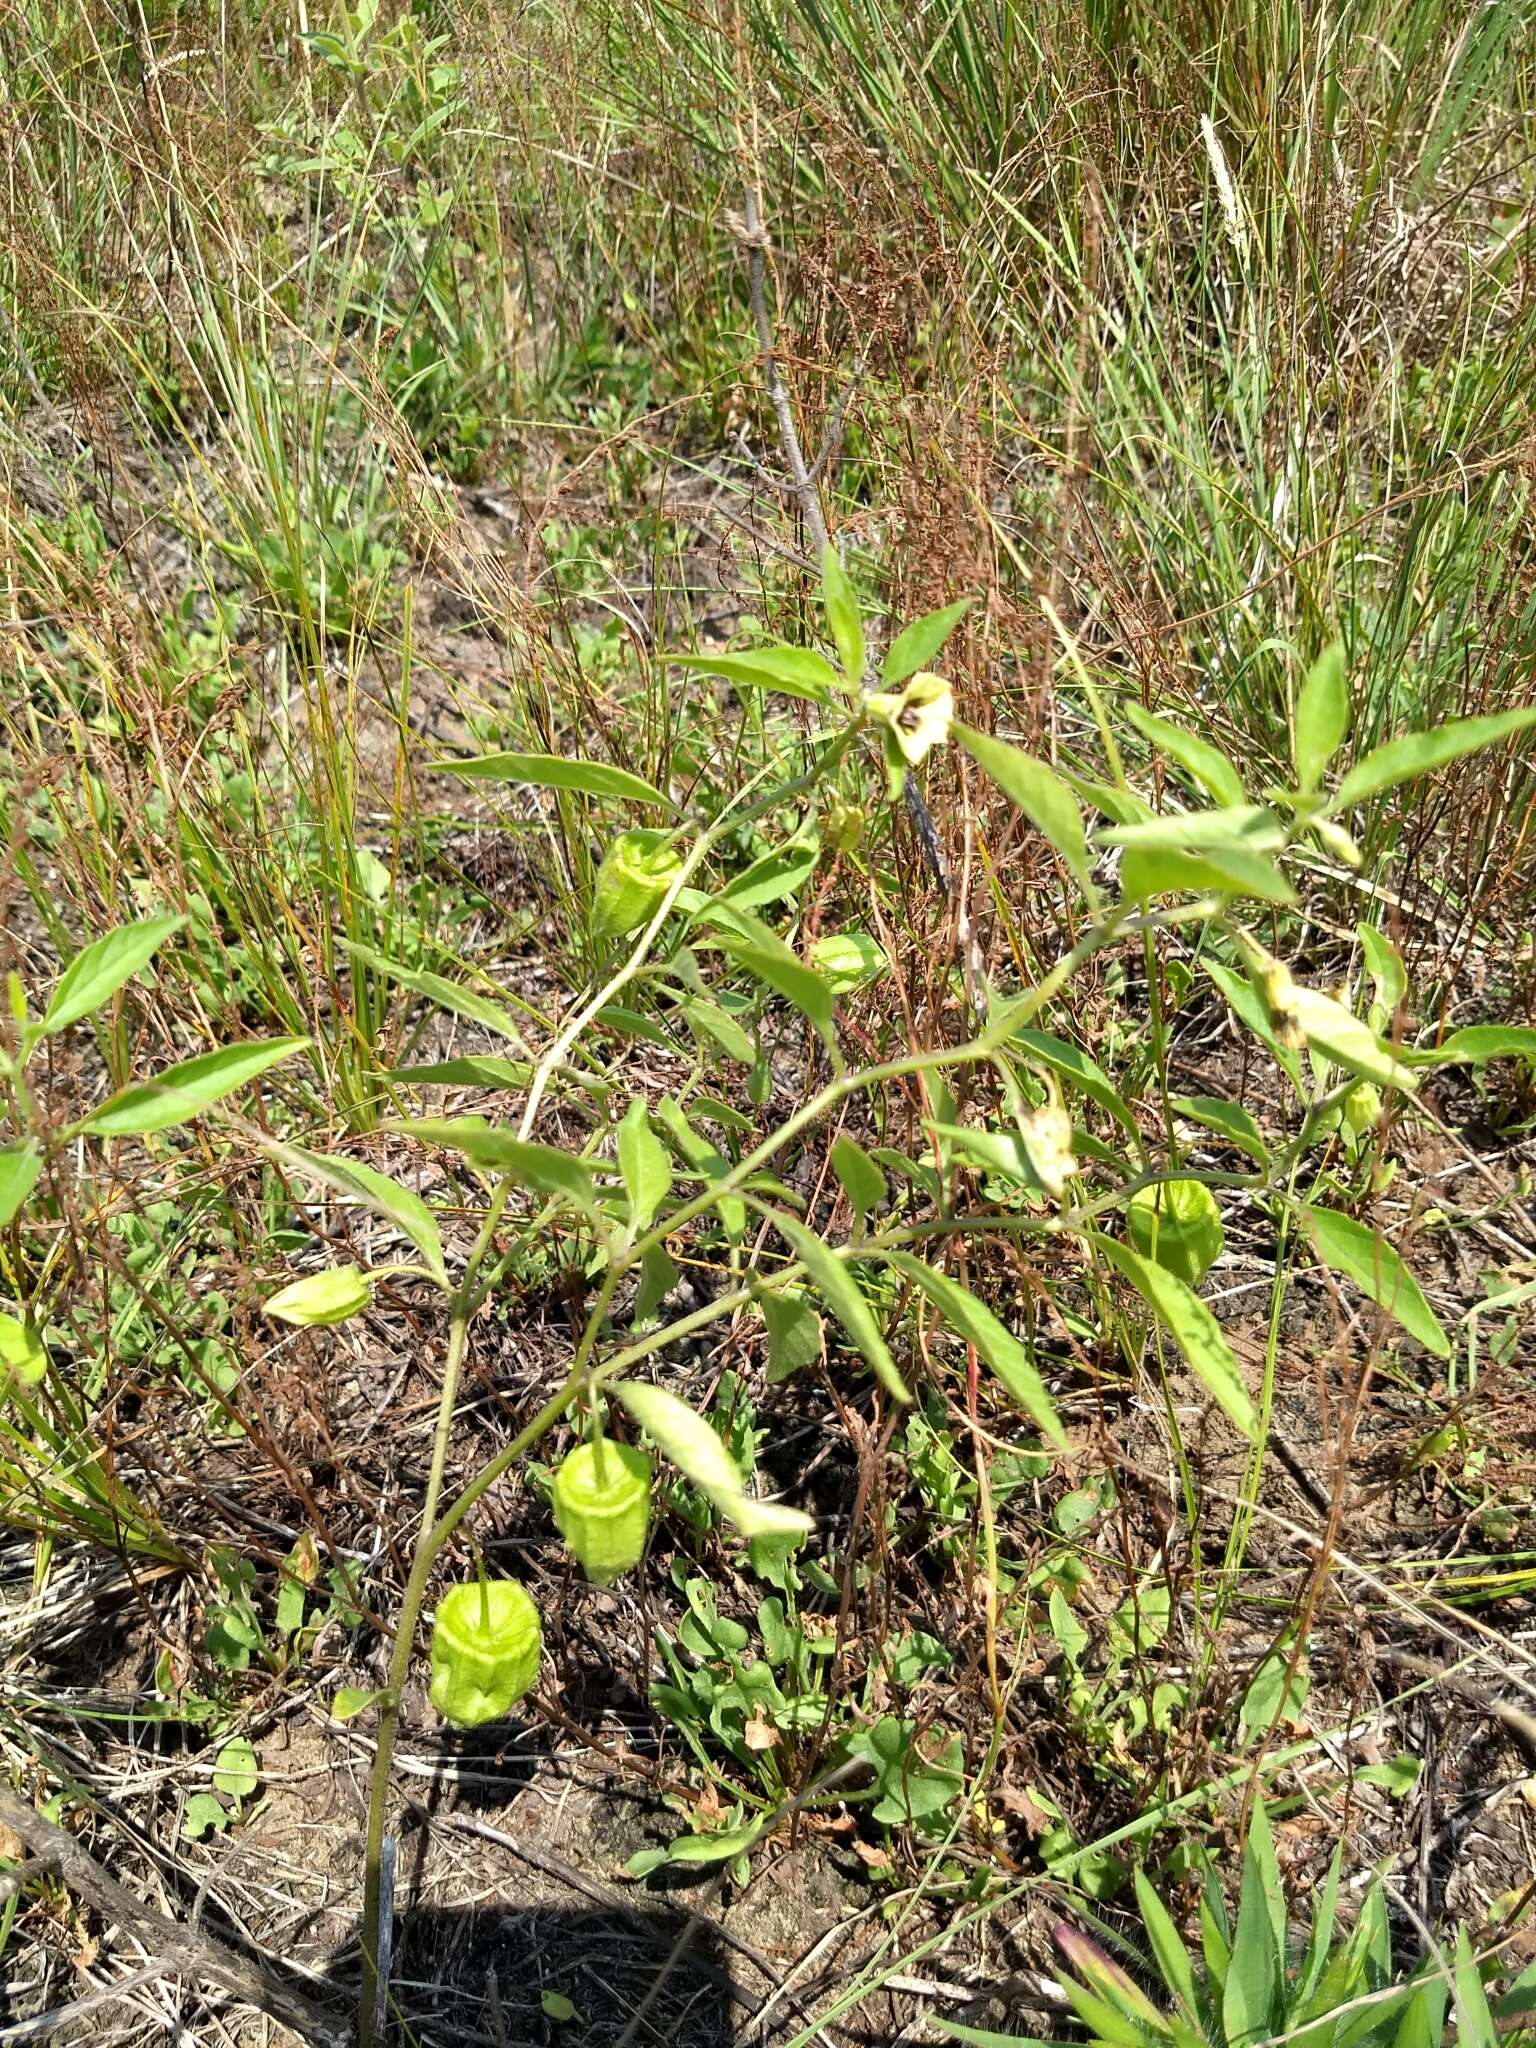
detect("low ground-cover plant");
top-left (5, 553), bottom-right (1535, 2040)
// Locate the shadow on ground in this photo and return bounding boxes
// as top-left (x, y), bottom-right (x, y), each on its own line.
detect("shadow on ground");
top-left (321, 1900), bottom-right (738, 2048)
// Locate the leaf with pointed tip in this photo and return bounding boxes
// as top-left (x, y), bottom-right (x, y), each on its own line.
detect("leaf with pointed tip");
top-left (1405, 1024), bottom-right (1536, 1069)
top-left (347, 942), bottom-right (528, 1047)
top-left (1300, 1204), bottom-right (1449, 1358)
top-left (956, 725), bottom-right (1094, 899)
top-left (429, 752), bottom-right (673, 807)
top-left (821, 546), bottom-right (864, 681)
top-left (389, 1119), bottom-right (594, 1208)
top-left (1125, 704), bottom-right (1246, 808)
top-left (884, 1253), bottom-right (1064, 1446)
top-left (830, 1135), bottom-right (885, 1221)
top-left (1331, 704), bottom-right (1536, 812)
top-left (42, 916), bottom-right (187, 1035)
top-left (882, 600), bottom-right (970, 685)
top-left (79, 1038), bottom-right (310, 1137)
top-left (292, 1148), bottom-right (446, 1284)
top-left (770, 1209), bottom-right (909, 1402)
top-left (1093, 1232), bottom-right (1256, 1439)
top-left (1293, 640), bottom-right (1349, 791)
top-left (617, 1098), bottom-right (670, 1233)
top-left (613, 1380), bottom-right (811, 1538)
top-left (662, 645), bottom-right (838, 702)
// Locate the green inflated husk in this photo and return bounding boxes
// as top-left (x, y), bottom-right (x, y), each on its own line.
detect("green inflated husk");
top-left (552, 1439), bottom-right (652, 1584)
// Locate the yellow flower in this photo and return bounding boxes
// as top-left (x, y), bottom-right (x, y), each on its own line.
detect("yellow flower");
top-left (865, 671), bottom-right (954, 768)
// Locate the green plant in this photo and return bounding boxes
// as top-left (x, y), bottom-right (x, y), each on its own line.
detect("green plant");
top-left (945, 1800), bottom-right (1536, 2048)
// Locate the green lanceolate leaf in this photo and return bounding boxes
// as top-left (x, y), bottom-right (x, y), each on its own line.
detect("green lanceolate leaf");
top-left (830, 1134), bottom-right (885, 1223)
top-left (617, 1097), bottom-right (670, 1233)
top-left (1330, 704), bottom-right (1536, 812)
top-left (1299, 1204), bottom-right (1449, 1358)
top-left (78, 1037), bottom-right (309, 1138)
top-left (1171, 1096), bottom-right (1268, 1166)
top-left (291, 1148), bottom-right (446, 1285)
top-left (1293, 640), bottom-right (1350, 792)
top-left (429, 751), bottom-right (674, 808)
top-left (719, 934), bottom-right (837, 1039)
top-left (821, 545), bottom-right (865, 681)
top-left (1357, 923), bottom-right (1407, 1019)
top-left (678, 996), bottom-right (756, 1064)
top-left (613, 1380), bottom-right (811, 1538)
top-left (346, 942), bottom-right (529, 1047)
top-left (717, 836), bottom-right (820, 912)
top-left (884, 1252), bottom-right (1064, 1447)
top-left (1092, 1232), bottom-right (1256, 1439)
top-left (1099, 804), bottom-right (1284, 855)
top-left (0, 1143), bottom-right (43, 1228)
top-left (388, 1055), bottom-right (535, 1090)
top-left (1223, 1802), bottom-right (1281, 2047)
top-left (769, 1208), bottom-right (909, 1402)
top-left (1121, 844), bottom-right (1296, 906)
top-left (41, 915), bottom-right (187, 1035)
top-left (662, 645), bottom-right (839, 702)
top-left (389, 1119), bottom-right (595, 1208)
top-left (1133, 1867), bottom-right (1201, 2022)
top-left (1405, 1024), bottom-right (1536, 1069)
top-left (1124, 703), bottom-right (1246, 808)
top-left (955, 724), bottom-right (1094, 900)
top-left (882, 600), bottom-right (970, 685)
top-left (761, 1287), bottom-right (823, 1382)
top-left (1011, 1027), bottom-right (1139, 1135)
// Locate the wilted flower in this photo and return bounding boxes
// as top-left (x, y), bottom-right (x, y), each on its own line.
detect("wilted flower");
top-left (1018, 1095), bottom-right (1079, 1202)
top-left (864, 671), bottom-right (954, 768)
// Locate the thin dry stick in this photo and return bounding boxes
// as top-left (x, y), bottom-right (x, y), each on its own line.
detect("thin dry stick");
top-left (730, 185), bottom-right (950, 890)
top-left (0, 1785), bottom-right (346, 2046)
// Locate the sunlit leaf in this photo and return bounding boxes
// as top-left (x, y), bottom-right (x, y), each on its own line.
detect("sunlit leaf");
top-left (1092, 1232), bottom-right (1256, 1438)
top-left (41, 915), bottom-right (186, 1035)
top-left (881, 600), bottom-right (970, 685)
top-left (1293, 640), bottom-right (1349, 792)
top-left (956, 724), bottom-right (1094, 899)
top-left (1300, 1204), bottom-right (1449, 1358)
top-left (430, 751), bottom-right (673, 807)
top-left (79, 1037), bottom-right (309, 1137)
top-left (770, 1208), bottom-right (909, 1402)
top-left (1330, 705), bottom-right (1536, 812)
top-left (663, 644), bottom-right (839, 702)
top-left (614, 1380), bottom-right (811, 1538)
top-left (884, 1252), bottom-right (1064, 1446)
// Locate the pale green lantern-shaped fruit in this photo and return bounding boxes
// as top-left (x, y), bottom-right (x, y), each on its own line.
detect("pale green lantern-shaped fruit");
top-left (428, 1581), bottom-right (541, 1727)
top-left (1127, 1179), bottom-right (1224, 1288)
top-left (591, 830), bottom-right (683, 939)
top-left (552, 1440), bottom-right (653, 1584)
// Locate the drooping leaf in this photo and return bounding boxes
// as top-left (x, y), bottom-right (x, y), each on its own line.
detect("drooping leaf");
top-left (830, 1135), bottom-right (885, 1222)
top-left (389, 1119), bottom-right (595, 1207)
top-left (387, 1055), bottom-right (534, 1089)
top-left (1124, 704), bottom-right (1246, 808)
top-left (617, 1097), bottom-right (671, 1233)
top-left (770, 1208), bottom-right (909, 1402)
top-left (1286, 983), bottom-right (1417, 1092)
top-left (1300, 1204), bottom-right (1449, 1358)
top-left (429, 751), bottom-right (673, 807)
top-left (1092, 1232), bottom-right (1256, 1438)
top-left (632, 1244), bottom-right (678, 1327)
top-left (663, 644), bottom-right (839, 702)
top-left (955, 724), bottom-right (1094, 899)
top-left (884, 1252), bottom-right (1064, 1446)
top-left (1011, 1027), bottom-right (1139, 1134)
top-left (882, 600), bottom-right (970, 685)
top-left (719, 934), bottom-right (837, 1038)
top-left (677, 996), bottom-right (756, 1064)
top-left (761, 1287), bottom-right (823, 1383)
top-left (291, 1148), bottom-right (445, 1284)
top-left (1202, 959), bottom-right (1304, 1087)
top-left (613, 1380), bottom-right (812, 1538)
top-left (1331, 704), bottom-right (1536, 811)
top-left (1170, 1096), bottom-right (1268, 1166)
top-left (821, 545), bottom-right (865, 681)
top-left (346, 942), bottom-right (529, 1047)
top-left (78, 1037), bottom-right (309, 1138)
top-left (0, 1143), bottom-right (43, 1228)
top-left (41, 915), bottom-right (186, 1035)
top-left (1293, 640), bottom-right (1350, 792)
